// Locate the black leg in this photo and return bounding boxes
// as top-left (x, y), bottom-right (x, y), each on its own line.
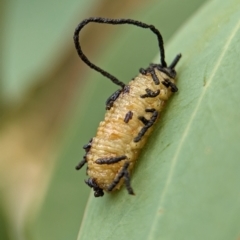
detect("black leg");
top-left (107, 162), bottom-right (134, 195)
top-left (123, 165), bottom-right (135, 195)
top-left (85, 178), bottom-right (104, 197)
top-left (76, 158), bottom-right (87, 170)
top-left (76, 138), bottom-right (93, 170)
top-left (83, 138), bottom-right (93, 152)
top-left (107, 167), bottom-right (125, 192)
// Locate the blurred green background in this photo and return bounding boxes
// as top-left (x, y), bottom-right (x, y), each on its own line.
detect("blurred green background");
top-left (0, 0), bottom-right (214, 239)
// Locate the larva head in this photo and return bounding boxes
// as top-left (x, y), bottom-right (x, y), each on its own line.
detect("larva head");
top-left (156, 53), bottom-right (182, 80)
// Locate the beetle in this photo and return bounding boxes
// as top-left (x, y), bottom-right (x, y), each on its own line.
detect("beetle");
top-left (73, 17), bottom-right (181, 197)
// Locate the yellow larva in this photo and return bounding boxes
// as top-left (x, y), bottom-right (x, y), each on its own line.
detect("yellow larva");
top-left (74, 17), bottom-right (181, 197)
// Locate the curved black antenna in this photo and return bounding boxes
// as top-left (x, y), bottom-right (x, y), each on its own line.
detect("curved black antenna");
top-left (73, 17), bottom-right (167, 88)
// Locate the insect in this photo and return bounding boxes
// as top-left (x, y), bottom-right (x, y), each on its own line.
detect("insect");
top-left (73, 17), bottom-right (181, 197)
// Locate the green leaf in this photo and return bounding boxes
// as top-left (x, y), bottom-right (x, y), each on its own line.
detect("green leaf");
top-left (77, 0), bottom-right (240, 239)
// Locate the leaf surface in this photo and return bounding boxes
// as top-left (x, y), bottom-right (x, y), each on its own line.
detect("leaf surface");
top-left (77, 0), bottom-right (240, 239)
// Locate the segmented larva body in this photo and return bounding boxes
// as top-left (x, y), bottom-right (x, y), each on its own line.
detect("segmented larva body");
top-left (73, 17), bottom-right (181, 197)
top-left (87, 70), bottom-right (175, 192)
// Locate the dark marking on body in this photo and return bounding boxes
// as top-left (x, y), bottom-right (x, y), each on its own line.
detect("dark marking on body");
top-left (106, 89), bottom-right (122, 110)
top-left (124, 111), bottom-right (133, 123)
top-left (134, 109), bottom-right (158, 142)
top-left (145, 108), bottom-right (156, 112)
top-left (139, 66), bottom-right (160, 85)
top-left (150, 70), bottom-right (160, 85)
top-left (162, 79), bottom-right (178, 92)
top-left (123, 85), bottom-right (130, 94)
top-left (140, 88), bottom-right (160, 98)
top-left (138, 116), bottom-right (149, 125)
top-left (139, 68), bottom-right (147, 75)
top-left (96, 155), bottom-right (127, 164)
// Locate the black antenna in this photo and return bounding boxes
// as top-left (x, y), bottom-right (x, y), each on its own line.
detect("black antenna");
top-left (73, 17), bottom-right (167, 88)
top-left (168, 53), bottom-right (182, 69)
